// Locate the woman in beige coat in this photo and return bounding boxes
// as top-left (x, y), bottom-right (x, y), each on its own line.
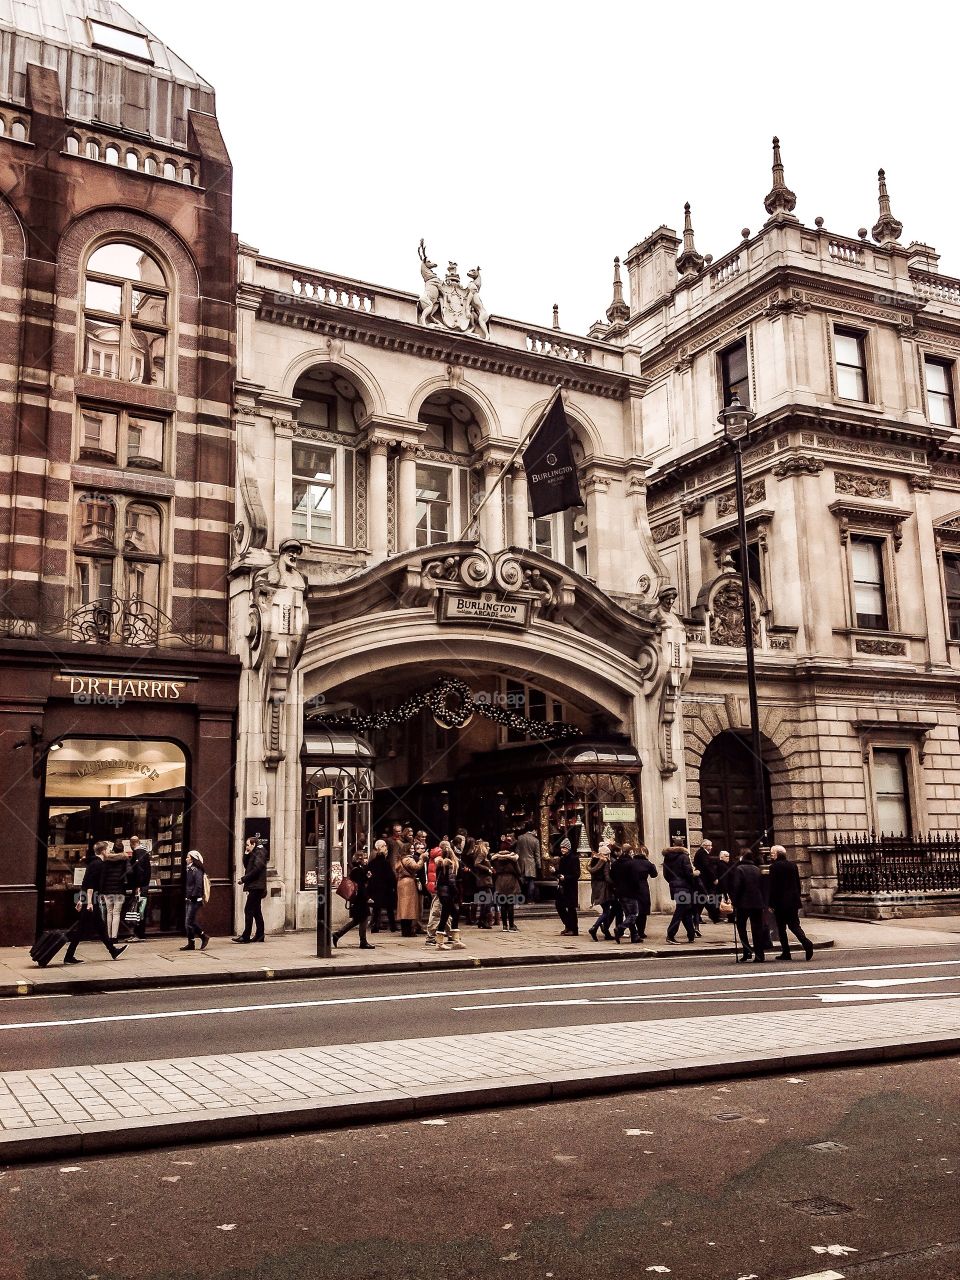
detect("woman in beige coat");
top-left (396, 842), bottom-right (425, 937)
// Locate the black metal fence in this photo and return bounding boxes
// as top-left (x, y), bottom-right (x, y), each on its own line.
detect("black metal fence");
top-left (834, 833), bottom-right (960, 894)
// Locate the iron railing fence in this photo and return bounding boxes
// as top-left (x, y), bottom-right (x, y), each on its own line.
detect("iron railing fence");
top-left (830, 832), bottom-right (960, 895)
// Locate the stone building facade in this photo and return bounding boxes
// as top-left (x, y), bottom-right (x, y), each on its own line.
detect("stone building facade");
top-left (231, 142), bottom-right (960, 924)
top-left (0, 0), bottom-right (239, 944)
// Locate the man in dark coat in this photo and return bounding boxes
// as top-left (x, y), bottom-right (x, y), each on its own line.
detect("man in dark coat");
top-left (728, 851), bottom-right (767, 962)
top-left (555, 837), bottom-right (580, 935)
top-left (662, 846), bottom-right (698, 943)
top-left (234, 836), bottom-right (268, 943)
top-left (514, 824), bottom-right (541, 905)
top-left (610, 848), bottom-right (642, 943)
top-left (62, 842), bottom-right (128, 964)
top-left (632, 846), bottom-right (659, 941)
top-left (692, 838), bottom-right (720, 926)
top-left (768, 844), bottom-right (814, 961)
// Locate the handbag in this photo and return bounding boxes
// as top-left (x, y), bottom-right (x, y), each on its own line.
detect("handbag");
top-left (124, 895), bottom-right (147, 925)
top-left (718, 899), bottom-right (734, 917)
top-left (335, 876), bottom-right (357, 902)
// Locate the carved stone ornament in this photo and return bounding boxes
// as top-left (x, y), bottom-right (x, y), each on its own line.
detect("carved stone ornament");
top-left (716, 478), bottom-right (766, 518)
top-left (248, 540), bottom-right (309, 769)
top-left (681, 495), bottom-right (706, 518)
top-left (835, 472), bottom-right (892, 499)
top-left (855, 637), bottom-right (907, 657)
top-left (652, 519), bottom-right (681, 544)
top-left (708, 578), bottom-right (761, 648)
top-left (773, 454), bottom-right (824, 480)
top-left (909, 474), bottom-right (933, 492)
top-left (417, 240), bottom-right (490, 339)
top-left (422, 547), bottom-right (558, 607)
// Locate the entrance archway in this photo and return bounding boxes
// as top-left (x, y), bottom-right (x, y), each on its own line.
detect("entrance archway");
top-left (698, 731), bottom-right (772, 855)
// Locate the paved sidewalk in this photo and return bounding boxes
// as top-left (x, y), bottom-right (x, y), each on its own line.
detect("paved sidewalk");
top-left (0, 913), bottom-right (845, 997)
top-left (3, 914), bottom-right (958, 999)
top-left (2, 996), bottom-right (958, 1164)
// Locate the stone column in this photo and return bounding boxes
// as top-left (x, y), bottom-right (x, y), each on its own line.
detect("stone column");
top-left (367, 440), bottom-right (390, 560)
top-left (509, 462), bottom-right (529, 549)
top-left (272, 415), bottom-right (295, 545)
top-left (914, 479), bottom-right (948, 665)
top-left (398, 443), bottom-right (418, 552)
top-left (583, 471), bottom-right (613, 586)
top-left (480, 459), bottom-right (505, 551)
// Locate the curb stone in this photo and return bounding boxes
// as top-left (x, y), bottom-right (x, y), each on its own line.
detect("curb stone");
top-left (1, 1025), bottom-right (955, 1167)
top-left (0, 939), bottom-right (835, 999)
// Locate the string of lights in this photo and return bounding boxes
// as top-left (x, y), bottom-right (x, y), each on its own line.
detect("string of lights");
top-left (308, 676), bottom-right (582, 741)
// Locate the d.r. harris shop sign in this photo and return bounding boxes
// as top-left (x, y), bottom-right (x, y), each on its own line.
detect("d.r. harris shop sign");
top-left (53, 671), bottom-right (198, 705)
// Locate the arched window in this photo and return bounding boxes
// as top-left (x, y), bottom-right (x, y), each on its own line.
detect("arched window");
top-left (74, 493), bottom-right (164, 612)
top-left (162, 160), bottom-right (176, 180)
top-left (85, 139), bottom-right (100, 161)
top-left (11, 119), bottom-right (26, 142)
top-left (415, 392), bottom-right (476, 548)
top-left (105, 145), bottom-right (120, 165)
top-left (144, 155), bottom-right (158, 175)
top-left (66, 134), bottom-right (80, 155)
top-left (125, 149), bottom-right (140, 170)
top-left (82, 241), bottom-right (169, 387)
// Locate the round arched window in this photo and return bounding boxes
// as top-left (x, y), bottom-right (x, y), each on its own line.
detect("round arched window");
top-left (82, 241), bottom-right (169, 387)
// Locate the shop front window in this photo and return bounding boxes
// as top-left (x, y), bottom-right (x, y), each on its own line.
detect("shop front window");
top-left (42, 738), bottom-right (188, 932)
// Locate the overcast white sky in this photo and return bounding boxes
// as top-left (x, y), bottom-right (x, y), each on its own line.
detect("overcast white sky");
top-left (134, 0), bottom-right (959, 336)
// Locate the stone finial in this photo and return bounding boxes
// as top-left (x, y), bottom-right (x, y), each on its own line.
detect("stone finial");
top-left (872, 168), bottom-right (903, 246)
top-left (552, 303), bottom-right (560, 331)
top-left (763, 135), bottom-right (798, 220)
top-left (676, 203), bottom-right (705, 279)
top-left (605, 256), bottom-right (630, 324)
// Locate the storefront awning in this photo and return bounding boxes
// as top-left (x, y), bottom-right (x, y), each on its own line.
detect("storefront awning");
top-left (301, 728), bottom-right (375, 767)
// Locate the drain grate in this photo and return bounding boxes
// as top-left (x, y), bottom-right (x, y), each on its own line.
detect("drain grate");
top-left (787, 1196), bottom-right (854, 1216)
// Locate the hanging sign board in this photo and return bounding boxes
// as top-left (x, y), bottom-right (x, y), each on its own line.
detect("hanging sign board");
top-left (438, 591), bottom-right (530, 628)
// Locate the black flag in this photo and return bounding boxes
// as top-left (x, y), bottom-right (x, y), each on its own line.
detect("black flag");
top-left (522, 388), bottom-right (583, 519)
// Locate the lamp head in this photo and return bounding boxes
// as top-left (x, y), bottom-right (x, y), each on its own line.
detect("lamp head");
top-left (717, 391), bottom-right (756, 442)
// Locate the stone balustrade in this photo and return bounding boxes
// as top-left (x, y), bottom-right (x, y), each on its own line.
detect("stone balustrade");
top-left (0, 105), bottom-right (29, 143)
top-left (290, 276), bottom-right (375, 312)
top-left (710, 252), bottom-right (741, 289)
top-left (827, 238), bottom-right (865, 267)
top-left (524, 332), bottom-right (591, 363)
top-left (911, 270), bottom-right (960, 306)
top-left (63, 128), bottom-right (199, 185)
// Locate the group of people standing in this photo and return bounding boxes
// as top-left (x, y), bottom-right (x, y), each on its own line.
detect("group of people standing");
top-left (332, 823), bottom-right (543, 951)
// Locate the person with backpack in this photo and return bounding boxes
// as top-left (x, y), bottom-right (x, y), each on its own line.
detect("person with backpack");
top-left (180, 850), bottom-right (209, 951)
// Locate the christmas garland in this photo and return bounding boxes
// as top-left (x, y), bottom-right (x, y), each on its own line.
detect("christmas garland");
top-left (310, 676), bottom-right (581, 741)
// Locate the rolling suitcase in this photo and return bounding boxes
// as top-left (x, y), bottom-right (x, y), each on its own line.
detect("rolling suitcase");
top-left (29, 929), bottom-right (70, 968)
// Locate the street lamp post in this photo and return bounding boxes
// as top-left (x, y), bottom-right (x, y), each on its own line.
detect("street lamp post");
top-left (717, 393), bottom-right (769, 850)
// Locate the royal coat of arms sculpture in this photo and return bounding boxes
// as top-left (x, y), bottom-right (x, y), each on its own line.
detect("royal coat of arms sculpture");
top-left (417, 240), bottom-right (490, 339)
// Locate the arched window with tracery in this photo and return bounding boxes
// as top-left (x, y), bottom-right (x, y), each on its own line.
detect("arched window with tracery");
top-left (81, 241), bottom-right (170, 387)
top-left (74, 492), bottom-right (164, 613)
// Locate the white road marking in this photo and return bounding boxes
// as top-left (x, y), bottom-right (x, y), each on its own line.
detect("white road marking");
top-left (2, 958), bottom-right (960, 1032)
top-left (786, 1271), bottom-right (844, 1280)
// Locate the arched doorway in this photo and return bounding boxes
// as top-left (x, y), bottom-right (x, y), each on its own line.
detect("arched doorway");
top-left (699, 731), bottom-right (772, 855)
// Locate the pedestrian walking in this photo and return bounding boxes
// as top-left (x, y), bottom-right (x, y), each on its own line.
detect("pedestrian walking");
top-left (368, 839), bottom-right (398, 933)
top-left (514, 823), bottom-right (541, 905)
top-left (234, 835), bottom-right (268, 943)
top-left (729, 851), bottom-right (767, 962)
top-left (100, 840), bottom-right (131, 941)
top-left (588, 843), bottom-right (617, 940)
top-left (180, 850), bottom-right (209, 951)
top-left (631, 843), bottom-right (658, 940)
top-left (458, 843), bottom-right (478, 925)
top-left (61, 842), bottom-right (128, 965)
top-left (663, 845), bottom-right (698, 943)
top-left (396, 843), bottom-right (425, 937)
top-left (127, 835), bottom-right (151, 940)
top-left (555, 838), bottom-right (581, 935)
top-left (332, 850), bottom-right (375, 949)
top-left (692, 838), bottom-right (721, 925)
top-left (473, 841), bottom-right (495, 928)
top-left (610, 845), bottom-right (644, 943)
top-left (768, 844), bottom-right (815, 961)
top-left (491, 844), bottom-right (522, 931)
top-left (434, 844), bottom-right (465, 950)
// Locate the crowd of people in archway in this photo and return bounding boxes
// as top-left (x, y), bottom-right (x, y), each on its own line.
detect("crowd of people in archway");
top-left (332, 823), bottom-right (815, 964)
